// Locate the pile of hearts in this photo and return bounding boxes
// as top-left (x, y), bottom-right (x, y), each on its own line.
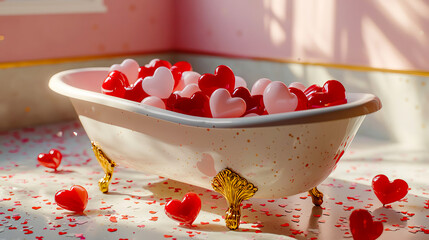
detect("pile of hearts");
top-left (101, 59), bottom-right (348, 118)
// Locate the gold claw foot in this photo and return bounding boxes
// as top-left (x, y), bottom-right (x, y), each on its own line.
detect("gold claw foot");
top-left (309, 187), bottom-right (324, 206)
top-left (91, 142), bottom-right (116, 193)
top-left (211, 168), bottom-right (258, 230)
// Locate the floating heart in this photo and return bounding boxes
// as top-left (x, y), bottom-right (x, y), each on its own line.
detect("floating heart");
top-left (171, 61), bottom-right (192, 89)
top-left (349, 209), bottom-right (383, 240)
top-left (138, 59), bottom-right (172, 79)
top-left (167, 91), bottom-right (212, 118)
top-left (263, 81), bottom-right (298, 114)
top-left (123, 78), bottom-right (149, 102)
top-left (37, 149), bottom-right (62, 171)
top-left (101, 70), bottom-right (128, 98)
top-left (141, 96), bottom-right (166, 109)
top-left (55, 185), bottom-right (88, 213)
top-left (210, 88), bottom-right (246, 118)
top-left (165, 192), bottom-right (201, 225)
top-left (175, 83), bottom-right (200, 98)
top-left (372, 174), bottom-right (408, 205)
top-left (142, 67), bottom-right (175, 99)
top-left (109, 59), bottom-right (140, 84)
top-left (198, 65), bottom-right (235, 96)
top-left (251, 78), bottom-right (271, 96)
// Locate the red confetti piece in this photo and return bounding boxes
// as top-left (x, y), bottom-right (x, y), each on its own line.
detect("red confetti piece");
top-left (281, 223), bottom-right (290, 227)
top-left (164, 235), bottom-right (173, 238)
top-left (32, 206), bottom-right (41, 210)
top-left (107, 228), bottom-right (117, 232)
top-left (58, 232), bottom-right (67, 235)
top-left (109, 216), bottom-right (118, 223)
top-left (200, 222), bottom-right (209, 225)
top-left (149, 217), bottom-right (158, 221)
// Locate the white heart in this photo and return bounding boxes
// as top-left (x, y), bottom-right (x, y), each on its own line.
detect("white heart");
top-left (263, 81), bottom-right (298, 114)
top-left (175, 71), bottom-right (201, 91)
top-left (210, 88), bottom-right (246, 118)
top-left (141, 96), bottom-right (166, 109)
top-left (174, 83), bottom-right (200, 98)
top-left (251, 78), bottom-right (271, 96)
top-left (235, 76), bottom-right (247, 88)
top-left (142, 67), bottom-right (174, 99)
top-left (109, 59), bottom-right (140, 84)
top-left (289, 82), bottom-right (306, 91)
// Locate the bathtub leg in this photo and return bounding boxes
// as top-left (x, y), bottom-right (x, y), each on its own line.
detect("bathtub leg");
top-left (211, 168), bottom-right (258, 230)
top-left (91, 141), bottom-right (116, 193)
top-left (308, 187), bottom-right (324, 206)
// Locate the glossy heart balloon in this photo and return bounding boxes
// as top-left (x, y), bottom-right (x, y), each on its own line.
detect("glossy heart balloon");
top-left (235, 76), bottom-right (247, 88)
top-left (289, 82), bottom-right (306, 91)
top-left (349, 209), bottom-right (383, 240)
top-left (289, 87), bottom-right (308, 111)
top-left (109, 59), bottom-right (140, 84)
top-left (55, 185), bottom-right (88, 213)
top-left (171, 61), bottom-right (192, 89)
top-left (167, 91), bottom-right (212, 118)
top-left (138, 59), bottom-right (172, 79)
top-left (175, 71), bottom-right (201, 91)
top-left (142, 67), bottom-right (175, 99)
top-left (37, 149), bottom-right (62, 171)
top-left (198, 65), bottom-right (235, 96)
top-left (123, 78), bottom-right (149, 102)
top-left (372, 174), bottom-right (408, 205)
top-left (263, 81), bottom-right (298, 114)
top-left (210, 88), bottom-right (246, 118)
top-left (164, 192), bottom-right (201, 225)
top-left (101, 70), bottom-right (128, 98)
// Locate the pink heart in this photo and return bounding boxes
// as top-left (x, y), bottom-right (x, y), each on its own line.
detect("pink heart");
top-left (175, 84), bottom-right (200, 98)
top-left (289, 82), bottom-right (306, 91)
top-left (109, 59), bottom-right (140, 84)
top-left (251, 78), bottom-right (271, 96)
top-left (175, 71), bottom-right (201, 91)
top-left (141, 96), bottom-right (166, 109)
top-left (142, 67), bottom-right (175, 99)
top-left (196, 153), bottom-right (217, 177)
top-left (235, 76), bottom-right (247, 88)
top-left (210, 88), bottom-right (246, 118)
top-left (263, 81), bottom-right (298, 114)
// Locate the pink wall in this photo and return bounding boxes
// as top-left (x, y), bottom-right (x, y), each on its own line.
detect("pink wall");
top-left (1, 0), bottom-right (429, 72)
top-left (174, 0), bottom-right (429, 72)
top-left (0, 0), bottom-right (174, 63)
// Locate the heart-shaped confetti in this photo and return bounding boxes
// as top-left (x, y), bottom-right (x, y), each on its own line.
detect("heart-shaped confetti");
top-left (198, 65), bottom-right (235, 96)
top-left (305, 80), bottom-right (347, 108)
top-left (232, 87), bottom-right (265, 115)
top-left (210, 88), bottom-right (246, 118)
top-left (101, 70), bottom-right (128, 98)
top-left (251, 78), bottom-right (271, 96)
top-left (141, 96), bottom-right (166, 109)
top-left (142, 67), bottom-right (175, 99)
top-left (175, 83), bottom-right (200, 98)
top-left (165, 192), bottom-right (201, 225)
top-left (349, 209), bottom-right (383, 240)
top-left (37, 149), bottom-right (62, 171)
top-left (55, 185), bottom-right (88, 213)
top-left (123, 78), bottom-right (149, 102)
top-left (372, 174), bottom-right (408, 205)
top-left (171, 61), bottom-right (192, 88)
top-left (167, 92), bottom-right (212, 118)
top-left (263, 81), bottom-right (298, 114)
top-left (109, 59), bottom-right (140, 84)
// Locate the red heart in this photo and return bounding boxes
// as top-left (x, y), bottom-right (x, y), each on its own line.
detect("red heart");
top-left (55, 185), bottom-right (88, 213)
top-left (123, 78), bottom-right (149, 102)
top-left (102, 70), bottom-right (129, 98)
top-left (288, 87), bottom-right (308, 111)
top-left (372, 174), bottom-right (408, 205)
top-left (138, 59), bottom-right (172, 79)
top-left (166, 91), bottom-right (212, 118)
top-left (198, 65), bottom-right (235, 96)
top-left (171, 61), bottom-right (192, 89)
top-left (37, 149), bottom-right (62, 171)
top-left (232, 87), bottom-right (265, 115)
top-left (305, 80), bottom-right (346, 108)
top-left (164, 192), bottom-right (201, 225)
top-left (349, 209), bottom-right (383, 240)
